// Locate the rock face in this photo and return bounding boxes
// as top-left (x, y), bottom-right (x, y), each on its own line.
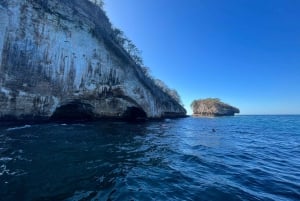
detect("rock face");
top-left (191, 98), bottom-right (239, 116)
top-left (0, 0), bottom-right (186, 121)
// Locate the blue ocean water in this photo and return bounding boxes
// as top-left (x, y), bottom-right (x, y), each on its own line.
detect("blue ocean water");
top-left (0, 115), bottom-right (299, 201)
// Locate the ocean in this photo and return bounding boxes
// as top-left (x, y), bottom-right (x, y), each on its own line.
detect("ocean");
top-left (0, 115), bottom-right (299, 201)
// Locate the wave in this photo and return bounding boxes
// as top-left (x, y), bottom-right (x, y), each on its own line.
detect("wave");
top-left (6, 125), bottom-right (31, 131)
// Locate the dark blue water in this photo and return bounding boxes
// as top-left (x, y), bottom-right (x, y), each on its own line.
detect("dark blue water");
top-left (0, 115), bottom-right (299, 201)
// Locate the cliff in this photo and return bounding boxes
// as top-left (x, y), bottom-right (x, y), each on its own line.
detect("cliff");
top-left (191, 98), bottom-right (239, 116)
top-left (0, 0), bottom-right (186, 121)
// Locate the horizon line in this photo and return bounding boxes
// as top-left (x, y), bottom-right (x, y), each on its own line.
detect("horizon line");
top-left (186, 114), bottom-right (300, 116)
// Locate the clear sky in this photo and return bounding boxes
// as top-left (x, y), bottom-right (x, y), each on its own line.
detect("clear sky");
top-left (104, 0), bottom-right (300, 115)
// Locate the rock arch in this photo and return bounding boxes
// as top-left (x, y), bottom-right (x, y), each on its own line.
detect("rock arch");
top-left (51, 101), bottom-right (94, 122)
top-left (122, 106), bottom-right (147, 121)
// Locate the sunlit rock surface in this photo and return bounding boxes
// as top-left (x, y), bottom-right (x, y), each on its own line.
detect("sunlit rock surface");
top-left (0, 0), bottom-right (186, 121)
top-left (191, 98), bottom-right (239, 117)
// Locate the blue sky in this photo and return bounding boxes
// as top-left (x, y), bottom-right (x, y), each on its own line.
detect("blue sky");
top-left (104, 0), bottom-right (300, 114)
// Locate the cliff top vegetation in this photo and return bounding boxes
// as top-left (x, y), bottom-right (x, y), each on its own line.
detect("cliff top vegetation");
top-left (87, 0), bottom-right (183, 106)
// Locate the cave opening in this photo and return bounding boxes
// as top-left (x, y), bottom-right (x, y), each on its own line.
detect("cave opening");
top-left (51, 102), bottom-right (94, 122)
top-left (123, 107), bottom-right (147, 121)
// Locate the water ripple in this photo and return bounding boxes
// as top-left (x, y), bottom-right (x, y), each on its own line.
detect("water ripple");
top-left (0, 116), bottom-right (299, 201)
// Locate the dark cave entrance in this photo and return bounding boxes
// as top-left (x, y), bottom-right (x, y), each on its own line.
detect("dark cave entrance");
top-left (51, 102), bottom-right (94, 122)
top-left (123, 107), bottom-right (147, 121)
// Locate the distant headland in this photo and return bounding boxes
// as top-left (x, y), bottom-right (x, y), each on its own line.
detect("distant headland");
top-left (191, 98), bottom-right (240, 117)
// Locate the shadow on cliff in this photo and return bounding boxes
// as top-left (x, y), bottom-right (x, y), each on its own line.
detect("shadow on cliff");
top-left (50, 102), bottom-right (94, 122)
top-left (50, 102), bottom-right (147, 123)
top-left (122, 107), bottom-right (147, 122)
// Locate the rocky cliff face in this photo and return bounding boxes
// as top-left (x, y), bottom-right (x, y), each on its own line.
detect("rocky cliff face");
top-left (0, 0), bottom-right (186, 121)
top-left (191, 98), bottom-right (239, 116)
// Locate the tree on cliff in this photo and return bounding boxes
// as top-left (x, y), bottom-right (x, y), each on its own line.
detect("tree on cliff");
top-left (111, 27), bottom-right (183, 105)
top-left (112, 28), bottom-right (144, 66)
top-left (98, 2), bottom-right (183, 106)
top-left (154, 79), bottom-right (183, 105)
top-left (91, 0), bottom-right (104, 8)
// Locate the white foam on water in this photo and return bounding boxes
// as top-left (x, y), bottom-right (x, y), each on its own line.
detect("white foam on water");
top-left (0, 164), bottom-right (8, 176)
top-left (6, 125), bottom-right (31, 131)
top-left (0, 157), bottom-right (13, 162)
